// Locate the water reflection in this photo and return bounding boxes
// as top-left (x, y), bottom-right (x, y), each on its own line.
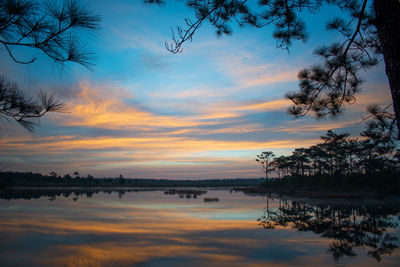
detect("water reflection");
top-left (258, 197), bottom-right (400, 262)
top-left (0, 188), bottom-right (212, 201)
top-left (0, 190), bottom-right (399, 266)
top-left (204, 197), bottom-right (219, 203)
top-left (164, 189), bottom-right (207, 199)
top-left (0, 188), bottom-right (158, 201)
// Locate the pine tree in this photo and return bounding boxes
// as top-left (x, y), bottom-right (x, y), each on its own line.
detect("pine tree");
top-left (147, 0), bottom-right (400, 135)
top-left (0, 0), bottom-right (100, 130)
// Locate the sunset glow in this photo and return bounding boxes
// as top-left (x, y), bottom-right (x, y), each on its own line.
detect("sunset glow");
top-left (0, 0), bottom-right (391, 179)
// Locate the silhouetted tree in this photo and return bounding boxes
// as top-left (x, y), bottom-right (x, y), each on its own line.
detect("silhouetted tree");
top-left (0, 76), bottom-right (64, 131)
top-left (48, 171), bottom-right (58, 178)
top-left (0, 0), bottom-right (100, 67)
top-left (0, 0), bottom-right (100, 130)
top-left (271, 155), bottom-right (289, 178)
top-left (360, 105), bottom-right (398, 173)
top-left (308, 144), bottom-right (325, 175)
top-left (291, 148), bottom-right (310, 176)
top-left (320, 130), bottom-right (349, 175)
top-left (256, 151), bottom-right (275, 179)
top-left (146, 0), bottom-right (400, 134)
top-left (342, 139), bottom-right (359, 175)
top-left (256, 114), bottom-right (399, 184)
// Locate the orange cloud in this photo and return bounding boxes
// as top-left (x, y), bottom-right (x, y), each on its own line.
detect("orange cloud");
top-left (236, 99), bottom-right (291, 112)
top-left (238, 71), bottom-right (298, 88)
top-left (214, 50), bottom-right (299, 90)
top-left (62, 82), bottom-right (221, 129)
top-left (2, 80), bottom-right (370, 178)
top-left (56, 82), bottom-right (292, 134)
top-left (0, 135), bottom-right (317, 156)
top-left (0, 132), bottom-right (317, 177)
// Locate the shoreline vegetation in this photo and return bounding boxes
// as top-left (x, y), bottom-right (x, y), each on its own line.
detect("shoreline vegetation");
top-left (1, 106), bottom-right (398, 200)
top-left (0, 171), bottom-right (265, 188)
top-left (1, 171), bottom-right (399, 199)
top-left (250, 115), bottom-right (400, 198)
top-left (1, 118), bottom-right (399, 199)
top-left (236, 172), bottom-right (400, 198)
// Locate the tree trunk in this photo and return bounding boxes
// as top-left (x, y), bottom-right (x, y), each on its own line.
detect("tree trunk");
top-left (349, 154), bottom-right (353, 175)
top-left (373, 0), bottom-right (400, 137)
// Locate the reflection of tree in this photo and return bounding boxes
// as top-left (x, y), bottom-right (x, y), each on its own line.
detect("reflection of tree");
top-left (258, 198), bottom-right (399, 262)
top-left (164, 189), bottom-right (207, 199)
top-left (0, 189), bottom-right (155, 201)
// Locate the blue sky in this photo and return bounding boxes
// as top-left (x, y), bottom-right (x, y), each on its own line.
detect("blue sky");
top-left (0, 0), bottom-right (392, 179)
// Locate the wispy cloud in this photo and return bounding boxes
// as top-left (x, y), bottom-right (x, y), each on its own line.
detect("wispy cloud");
top-left (212, 49), bottom-right (299, 90)
top-left (0, 135), bottom-right (318, 156)
top-left (61, 82), bottom-right (223, 130)
top-left (0, 0), bottom-right (391, 179)
top-left (58, 82), bottom-right (292, 132)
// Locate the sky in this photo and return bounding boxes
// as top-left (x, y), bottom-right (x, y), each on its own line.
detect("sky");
top-left (0, 0), bottom-right (392, 179)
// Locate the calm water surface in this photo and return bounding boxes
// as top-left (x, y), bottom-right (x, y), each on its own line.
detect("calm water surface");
top-left (0, 189), bottom-right (399, 266)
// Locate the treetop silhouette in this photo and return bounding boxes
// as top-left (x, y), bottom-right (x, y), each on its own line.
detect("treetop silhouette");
top-left (0, 0), bottom-right (100, 131)
top-left (145, 0), bottom-right (400, 135)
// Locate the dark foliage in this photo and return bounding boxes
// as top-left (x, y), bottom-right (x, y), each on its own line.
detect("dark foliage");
top-left (255, 105), bottom-right (399, 194)
top-left (0, 0), bottom-right (100, 130)
top-left (263, 172), bottom-right (400, 196)
top-left (258, 198), bottom-right (399, 261)
top-left (0, 0), bottom-right (100, 67)
top-left (262, 107), bottom-right (399, 180)
top-left (286, 0), bottom-right (380, 118)
top-left (0, 75), bottom-right (64, 131)
top-left (256, 150), bottom-right (275, 179)
top-left (0, 171), bottom-right (265, 188)
top-left (0, 188), bottom-right (158, 200)
top-left (145, 0), bottom-right (315, 53)
top-left (146, 0), bottom-right (400, 133)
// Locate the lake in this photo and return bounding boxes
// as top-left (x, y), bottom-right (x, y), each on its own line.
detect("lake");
top-left (1, 188), bottom-right (399, 266)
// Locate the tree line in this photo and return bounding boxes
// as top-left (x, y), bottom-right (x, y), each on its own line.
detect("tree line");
top-left (257, 105), bottom-right (399, 180)
top-left (0, 171), bottom-right (264, 188)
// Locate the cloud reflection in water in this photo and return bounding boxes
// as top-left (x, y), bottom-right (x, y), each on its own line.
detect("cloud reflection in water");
top-left (0, 190), bottom-right (399, 266)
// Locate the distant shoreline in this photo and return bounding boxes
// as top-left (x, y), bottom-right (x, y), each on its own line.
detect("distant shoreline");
top-left (2, 171), bottom-right (400, 199)
top-left (0, 171), bottom-right (265, 188)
